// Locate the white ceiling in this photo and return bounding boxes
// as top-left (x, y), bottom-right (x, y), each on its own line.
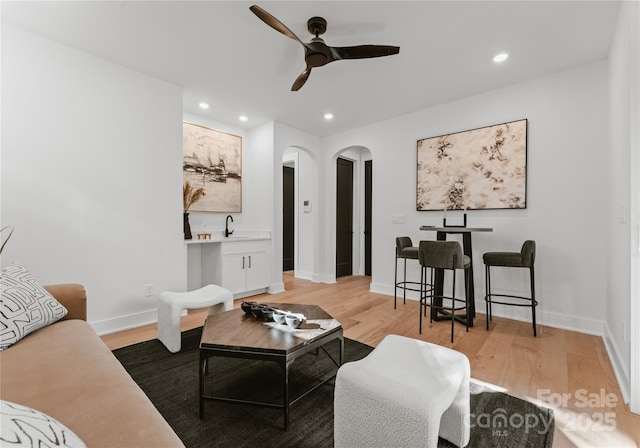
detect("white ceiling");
top-left (2, 1), bottom-right (620, 137)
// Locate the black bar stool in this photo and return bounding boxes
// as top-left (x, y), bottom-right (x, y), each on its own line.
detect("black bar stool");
top-left (394, 237), bottom-right (421, 309)
top-left (418, 240), bottom-right (471, 343)
top-left (483, 240), bottom-right (537, 336)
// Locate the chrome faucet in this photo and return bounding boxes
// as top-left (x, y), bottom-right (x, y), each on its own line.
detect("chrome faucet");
top-left (225, 215), bottom-right (234, 237)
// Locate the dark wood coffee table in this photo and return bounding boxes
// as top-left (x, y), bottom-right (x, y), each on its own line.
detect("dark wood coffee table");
top-left (199, 303), bottom-right (343, 430)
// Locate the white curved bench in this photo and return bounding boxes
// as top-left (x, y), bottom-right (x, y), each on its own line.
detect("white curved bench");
top-left (157, 284), bottom-right (233, 353)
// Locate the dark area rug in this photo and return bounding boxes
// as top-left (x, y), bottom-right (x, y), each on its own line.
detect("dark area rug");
top-left (114, 328), bottom-right (554, 448)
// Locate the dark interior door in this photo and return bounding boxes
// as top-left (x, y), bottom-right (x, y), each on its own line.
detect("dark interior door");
top-left (364, 160), bottom-right (372, 276)
top-left (336, 158), bottom-right (353, 277)
top-left (283, 166), bottom-right (294, 271)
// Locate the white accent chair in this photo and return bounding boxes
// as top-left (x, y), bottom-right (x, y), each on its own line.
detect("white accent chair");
top-left (157, 284), bottom-right (233, 353)
top-left (334, 334), bottom-right (470, 448)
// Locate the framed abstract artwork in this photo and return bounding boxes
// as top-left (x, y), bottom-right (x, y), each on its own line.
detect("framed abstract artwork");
top-left (183, 122), bottom-right (242, 213)
top-left (416, 119), bottom-right (527, 210)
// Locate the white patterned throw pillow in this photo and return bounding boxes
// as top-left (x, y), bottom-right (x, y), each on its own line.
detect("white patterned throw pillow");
top-left (0, 262), bottom-right (68, 350)
top-left (0, 400), bottom-right (86, 447)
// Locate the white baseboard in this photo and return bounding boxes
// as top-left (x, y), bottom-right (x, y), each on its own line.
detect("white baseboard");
top-left (369, 282), bottom-right (388, 296)
top-left (267, 282), bottom-right (285, 294)
top-left (370, 282), bottom-right (420, 300)
top-left (294, 270), bottom-right (313, 281)
top-left (536, 309), bottom-right (605, 335)
top-left (312, 273), bottom-right (336, 284)
top-left (603, 324), bottom-right (631, 405)
top-left (480, 305), bottom-right (606, 339)
top-left (90, 309), bottom-right (158, 336)
top-left (234, 287), bottom-right (269, 299)
top-left (372, 283), bottom-right (607, 336)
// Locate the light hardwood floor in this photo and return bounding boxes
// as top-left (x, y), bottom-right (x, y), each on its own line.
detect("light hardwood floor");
top-left (101, 273), bottom-right (640, 447)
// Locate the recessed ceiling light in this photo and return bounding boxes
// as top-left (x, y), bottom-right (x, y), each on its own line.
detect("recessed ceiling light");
top-left (239, 115), bottom-right (248, 122)
top-left (324, 113), bottom-right (334, 120)
top-left (198, 102), bottom-right (210, 110)
top-left (493, 52), bottom-right (509, 63)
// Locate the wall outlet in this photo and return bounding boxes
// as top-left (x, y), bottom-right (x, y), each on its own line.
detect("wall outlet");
top-left (392, 214), bottom-right (406, 224)
top-left (144, 284), bottom-right (155, 297)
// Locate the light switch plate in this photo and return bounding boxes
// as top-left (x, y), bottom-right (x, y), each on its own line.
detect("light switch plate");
top-left (619, 206), bottom-right (627, 224)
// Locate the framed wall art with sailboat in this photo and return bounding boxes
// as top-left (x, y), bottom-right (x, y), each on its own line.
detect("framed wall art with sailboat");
top-left (182, 122), bottom-right (242, 213)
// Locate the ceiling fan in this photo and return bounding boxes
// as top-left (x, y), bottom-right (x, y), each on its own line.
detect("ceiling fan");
top-left (249, 4), bottom-right (400, 91)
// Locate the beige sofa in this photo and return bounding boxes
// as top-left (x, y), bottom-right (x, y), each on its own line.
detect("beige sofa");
top-left (0, 284), bottom-right (184, 447)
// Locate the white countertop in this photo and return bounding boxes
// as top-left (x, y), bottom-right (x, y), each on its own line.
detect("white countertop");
top-left (184, 230), bottom-right (271, 244)
top-left (185, 236), bottom-right (270, 244)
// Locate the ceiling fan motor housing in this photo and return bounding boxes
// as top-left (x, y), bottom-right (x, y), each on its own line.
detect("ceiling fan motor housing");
top-left (307, 16), bottom-right (327, 36)
top-left (306, 39), bottom-right (331, 67)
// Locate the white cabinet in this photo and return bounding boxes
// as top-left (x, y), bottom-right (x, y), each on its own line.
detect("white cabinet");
top-left (187, 237), bottom-right (271, 298)
top-left (221, 240), bottom-right (269, 297)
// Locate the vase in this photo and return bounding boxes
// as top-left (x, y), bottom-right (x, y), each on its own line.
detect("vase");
top-left (183, 213), bottom-right (192, 240)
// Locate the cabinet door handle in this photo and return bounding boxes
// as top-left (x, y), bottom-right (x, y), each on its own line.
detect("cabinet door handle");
top-left (242, 256), bottom-right (245, 269)
top-left (248, 255), bottom-right (252, 268)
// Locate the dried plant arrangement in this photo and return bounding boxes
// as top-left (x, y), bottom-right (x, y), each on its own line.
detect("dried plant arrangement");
top-left (183, 181), bottom-right (205, 212)
top-left (0, 226), bottom-right (14, 254)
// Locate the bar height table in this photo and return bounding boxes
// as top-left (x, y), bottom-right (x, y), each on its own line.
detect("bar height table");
top-left (419, 226), bottom-right (493, 327)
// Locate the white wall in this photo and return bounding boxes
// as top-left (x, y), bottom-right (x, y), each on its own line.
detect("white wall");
top-left (323, 60), bottom-right (609, 335)
top-left (629, 0), bottom-right (640, 415)
top-left (283, 148), bottom-right (316, 280)
top-left (1, 26), bottom-right (184, 334)
top-left (606, 0), bottom-right (640, 410)
top-left (247, 121), bottom-right (282, 293)
top-left (629, 0), bottom-right (640, 417)
top-left (296, 150), bottom-right (316, 278)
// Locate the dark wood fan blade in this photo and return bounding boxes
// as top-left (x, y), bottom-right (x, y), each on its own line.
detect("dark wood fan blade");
top-left (332, 45), bottom-right (400, 60)
top-left (291, 67), bottom-right (312, 91)
top-left (250, 5), bottom-right (303, 43)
